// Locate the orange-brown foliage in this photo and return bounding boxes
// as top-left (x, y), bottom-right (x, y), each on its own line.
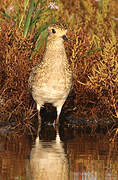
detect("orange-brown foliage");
top-left (0, 0), bottom-right (118, 132)
top-left (0, 21), bottom-right (44, 132)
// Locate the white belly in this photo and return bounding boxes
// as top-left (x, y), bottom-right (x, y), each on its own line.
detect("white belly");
top-left (32, 83), bottom-right (69, 105)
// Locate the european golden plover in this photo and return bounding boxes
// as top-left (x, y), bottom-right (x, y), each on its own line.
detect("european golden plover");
top-left (29, 23), bottom-right (73, 125)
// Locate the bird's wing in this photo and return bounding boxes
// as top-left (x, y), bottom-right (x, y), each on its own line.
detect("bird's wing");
top-left (28, 62), bottom-right (41, 91)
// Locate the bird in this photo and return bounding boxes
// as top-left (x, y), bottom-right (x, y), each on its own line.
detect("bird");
top-left (28, 23), bottom-right (73, 125)
top-left (30, 128), bottom-right (69, 180)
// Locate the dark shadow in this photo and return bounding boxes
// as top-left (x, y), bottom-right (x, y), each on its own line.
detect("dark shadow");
top-left (40, 103), bottom-right (57, 125)
top-left (39, 125), bottom-right (56, 141)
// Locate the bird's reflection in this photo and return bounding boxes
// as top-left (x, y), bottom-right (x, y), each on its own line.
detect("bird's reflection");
top-left (30, 125), bottom-right (69, 180)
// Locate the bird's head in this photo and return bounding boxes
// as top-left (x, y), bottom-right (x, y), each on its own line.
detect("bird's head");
top-left (48, 23), bottom-right (68, 42)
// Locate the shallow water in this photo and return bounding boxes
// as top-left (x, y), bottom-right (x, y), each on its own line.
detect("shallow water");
top-left (0, 126), bottom-right (118, 180)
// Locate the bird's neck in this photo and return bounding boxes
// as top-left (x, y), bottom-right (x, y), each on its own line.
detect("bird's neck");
top-left (43, 39), bottom-right (67, 66)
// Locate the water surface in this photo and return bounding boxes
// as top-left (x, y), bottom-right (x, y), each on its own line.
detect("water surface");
top-left (0, 126), bottom-right (118, 180)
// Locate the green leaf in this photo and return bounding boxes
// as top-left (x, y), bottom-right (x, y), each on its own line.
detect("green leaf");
top-left (34, 24), bottom-right (48, 39)
top-left (24, 0), bottom-right (30, 10)
top-left (50, 17), bottom-right (56, 24)
top-left (29, 9), bottom-right (42, 32)
top-left (98, 0), bottom-right (103, 11)
top-left (35, 29), bottom-right (48, 49)
top-left (32, 28), bottom-right (48, 56)
top-left (23, 0), bottom-right (35, 38)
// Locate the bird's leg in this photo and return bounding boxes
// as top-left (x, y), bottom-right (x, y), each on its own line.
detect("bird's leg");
top-left (56, 106), bottom-right (63, 125)
top-left (37, 111), bottom-right (41, 125)
top-left (37, 104), bottom-right (42, 136)
top-left (37, 104), bottom-right (41, 125)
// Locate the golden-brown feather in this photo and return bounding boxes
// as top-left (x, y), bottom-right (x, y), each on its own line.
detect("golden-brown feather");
top-left (28, 23), bottom-right (72, 124)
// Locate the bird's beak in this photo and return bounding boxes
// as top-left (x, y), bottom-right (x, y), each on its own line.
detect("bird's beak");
top-left (62, 35), bottom-right (68, 42)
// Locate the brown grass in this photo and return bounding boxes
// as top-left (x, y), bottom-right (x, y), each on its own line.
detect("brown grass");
top-left (0, 0), bottom-right (118, 133)
top-left (0, 21), bottom-right (43, 133)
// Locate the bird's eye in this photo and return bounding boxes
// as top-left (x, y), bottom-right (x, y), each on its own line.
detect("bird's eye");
top-left (52, 29), bottom-right (56, 34)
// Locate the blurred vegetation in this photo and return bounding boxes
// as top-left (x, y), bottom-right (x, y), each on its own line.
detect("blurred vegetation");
top-left (0, 0), bottom-right (118, 133)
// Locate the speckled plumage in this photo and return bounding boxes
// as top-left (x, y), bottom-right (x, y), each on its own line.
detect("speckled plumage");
top-left (29, 23), bottom-right (73, 124)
